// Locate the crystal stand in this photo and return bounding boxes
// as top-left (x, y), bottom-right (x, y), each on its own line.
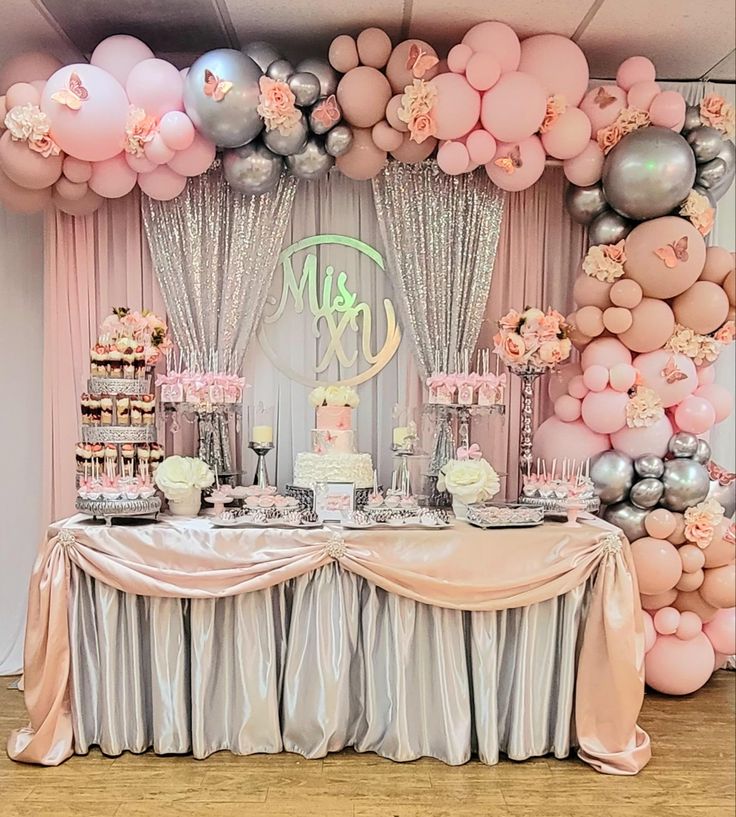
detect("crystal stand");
top-left (508, 364), bottom-right (546, 479)
top-left (249, 441), bottom-right (274, 488)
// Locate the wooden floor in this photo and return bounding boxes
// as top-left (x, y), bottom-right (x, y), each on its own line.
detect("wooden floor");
top-left (0, 673), bottom-right (733, 817)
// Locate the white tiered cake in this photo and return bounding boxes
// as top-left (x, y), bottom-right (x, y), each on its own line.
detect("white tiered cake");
top-left (293, 386), bottom-right (373, 489)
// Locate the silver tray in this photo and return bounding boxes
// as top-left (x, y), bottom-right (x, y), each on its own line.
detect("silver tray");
top-left (285, 484), bottom-right (376, 511)
top-left (81, 425), bottom-right (157, 444)
top-left (467, 502), bottom-right (544, 529)
top-left (88, 377), bottom-right (150, 395)
top-left (211, 517), bottom-right (322, 529)
top-left (518, 495), bottom-right (600, 516)
top-left (75, 496), bottom-right (161, 525)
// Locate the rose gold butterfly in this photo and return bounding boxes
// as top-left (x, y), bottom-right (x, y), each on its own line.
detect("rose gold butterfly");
top-left (312, 95), bottom-right (340, 128)
top-left (594, 86), bottom-right (617, 109)
top-left (204, 69), bottom-right (233, 101)
top-left (493, 145), bottom-right (522, 174)
top-left (654, 236), bottom-right (689, 268)
top-left (406, 43), bottom-right (439, 78)
top-left (661, 356), bottom-right (688, 384)
top-left (50, 71), bottom-right (88, 110)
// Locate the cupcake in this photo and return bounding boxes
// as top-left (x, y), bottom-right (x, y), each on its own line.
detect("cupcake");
top-left (245, 496), bottom-right (261, 509)
top-left (384, 494), bottom-right (400, 508)
top-left (258, 495), bottom-right (276, 508)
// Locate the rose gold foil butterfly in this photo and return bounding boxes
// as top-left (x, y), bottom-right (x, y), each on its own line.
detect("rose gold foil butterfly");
top-left (50, 72), bottom-right (88, 110)
top-left (406, 43), bottom-right (439, 78)
top-left (204, 69), bottom-right (233, 101)
top-left (311, 95), bottom-right (340, 128)
top-left (594, 87), bottom-right (617, 109)
top-left (661, 356), bottom-right (688, 384)
top-left (654, 236), bottom-right (689, 268)
top-left (493, 145), bottom-right (522, 174)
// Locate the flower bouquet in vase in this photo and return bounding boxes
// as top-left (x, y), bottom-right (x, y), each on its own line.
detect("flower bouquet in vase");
top-left (154, 455), bottom-right (214, 516)
top-left (437, 444), bottom-right (500, 520)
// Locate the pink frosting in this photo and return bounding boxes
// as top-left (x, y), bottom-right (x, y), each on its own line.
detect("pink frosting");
top-left (316, 405), bottom-right (352, 430)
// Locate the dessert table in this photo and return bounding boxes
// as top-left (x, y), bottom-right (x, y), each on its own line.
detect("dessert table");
top-left (7, 514), bottom-right (651, 774)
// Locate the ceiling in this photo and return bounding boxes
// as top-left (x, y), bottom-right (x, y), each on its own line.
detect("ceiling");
top-left (2, 0), bottom-right (734, 81)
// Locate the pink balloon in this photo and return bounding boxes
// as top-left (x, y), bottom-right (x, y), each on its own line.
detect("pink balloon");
top-left (581, 337), bottom-right (632, 369)
top-left (581, 388), bottom-right (628, 434)
top-left (179, 68), bottom-right (190, 80)
top-left (137, 164), bottom-right (186, 201)
top-left (611, 414), bottom-right (673, 459)
top-left (694, 383), bottom-right (733, 424)
top-left (532, 416), bottom-right (610, 465)
top-left (462, 22), bottom-right (521, 72)
top-left (579, 85), bottom-right (626, 136)
top-left (42, 64), bottom-right (129, 162)
top-left (125, 152), bottom-right (157, 174)
top-left (567, 374), bottom-right (589, 400)
top-left (437, 140), bottom-right (470, 175)
top-left (432, 73), bottom-right (481, 140)
top-left (700, 563), bottom-right (736, 609)
top-left (582, 364), bottom-right (609, 392)
top-left (337, 66), bottom-right (393, 129)
top-left (385, 95), bottom-right (409, 132)
top-left (609, 279), bottom-right (643, 309)
top-left (5, 82), bottom-right (40, 109)
top-left (703, 607), bottom-right (736, 655)
top-left (126, 59), bottom-right (183, 119)
top-left (481, 72), bottom-right (547, 142)
top-left (371, 121), bottom-right (403, 152)
top-left (616, 56), bottom-right (656, 92)
top-left (618, 298), bottom-right (676, 355)
top-left (90, 35), bottom-right (154, 86)
top-left (679, 544), bottom-right (706, 574)
top-left (167, 132), bottom-right (216, 177)
top-left (645, 632), bottom-right (714, 694)
top-left (385, 40), bottom-right (439, 94)
top-left (159, 111), bottom-right (195, 152)
top-left (356, 28), bottom-right (392, 69)
top-left (649, 91), bottom-right (686, 129)
top-left (0, 166), bottom-right (51, 213)
top-left (563, 140), bottom-right (604, 186)
top-left (145, 133), bottom-right (176, 166)
top-left (54, 176), bottom-right (88, 201)
top-left (674, 396), bottom-right (716, 435)
top-left (633, 350), bottom-right (697, 407)
top-left (541, 107), bottom-right (592, 160)
top-left (696, 364), bottom-right (716, 386)
top-left (573, 273), bottom-right (612, 309)
top-left (548, 362), bottom-right (582, 402)
top-left (62, 156), bottom-right (92, 183)
top-left (609, 362), bottom-right (637, 392)
top-left (700, 245), bottom-right (734, 284)
top-left (643, 611), bottom-right (657, 652)
top-left (675, 610), bottom-right (703, 641)
top-left (674, 589), bottom-right (719, 622)
top-left (703, 520), bottom-right (736, 569)
top-left (336, 126), bottom-right (387, 180)
top-left (676, 569), bottom-right (705, 592)
top-left (52, 186), bottom-right (103, 216)
top-left (329, 35), bottom-right (359, 74)
top-left (465, 53), bottom-right (501, 92)
top-left (631, 537), bottom-right (683, 595)
top-left (0, 130), bottom-right (62, 189)
top-left (0, 52), bottom-right (62, 95)
top-left (627, 80), bottom-right (661, 112)
top-left (602, 306), bottom-right (633, 334)
top-left (447, 44), bottom-right (473, 74)
top-left (390, 132), bottom-right (437, 163)
top-left (672, 280), bottom-right (730, 335)
top-left (653, 606), bottom-right (680, 635)
top-left (554, 394), bottom-right (582, 422)
top-left (518, 34), bottom-right (589, 106)
top-left (88, 152), bottom-right (137, 198)
top-left (485, 136), bottom-right (545, 191)
top-left (645, 508), bottom-right (677, 540)
top-left (465, 129), bottom-right (496, 164)
top-left (641, 588), bottom-right (678, 611)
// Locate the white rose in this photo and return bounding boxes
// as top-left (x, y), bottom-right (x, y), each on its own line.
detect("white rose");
top-left (308, 387), bottom-right (326, 408)
top-left (155, 456), bottom-right (214, 500)
top-left (437, 458), bottom-right (500, 504)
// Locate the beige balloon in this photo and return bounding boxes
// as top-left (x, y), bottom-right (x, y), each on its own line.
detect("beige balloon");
top-left (699, 245), bottom-right (734, 284)
top-left (672, 280), bottom-right (730, 334)
top-left (573, 272), bottom-right (612, 309)
top-left (618, 298), bottom-right (675, 354)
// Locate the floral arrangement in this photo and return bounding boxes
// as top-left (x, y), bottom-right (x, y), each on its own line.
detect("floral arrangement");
top-left (700, 94), bottom-right (735, 139)
top-left (625, 386), bottom-right (664, 428)
top-left (397, 79), bottom-right (438, 144)
top-left (665, 321), bottom-right (735, 366)
top-left (4, 102), bottom-right (60, 157)
top-left (99, 307), bottom-right (172, 364)
top-left (493, 307), bottom-right (571, 369)
top-left (124, 106), bottom-right (157, 157)
top-left (256, 76), bottom-right (300, 134)
top-left (582, 240), bottom-right (627, 282)
top-left (596, 107), bottom-right (650, 154)
top-left (684, 498), bottom-right (726, 550)
top-left (539, 95), bottom-right (566, 134)
top-left (154, 456), bottom-right (214, 502)
top-left (308, 385), bottom-right (359, 408)
top-left (437, 444), bottom-right (500, 505)
top-left (679, 190), bottom-right (715, 237)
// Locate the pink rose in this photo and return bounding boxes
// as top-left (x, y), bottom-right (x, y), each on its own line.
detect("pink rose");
top-left (538, 340), bottom-right (564, 365)
top-left (409, 112), bottom-right (436, 144)
top-left (499, 309), bottom-right (521, 331)
top-left (597, 123), bottom-right (623, 154)
top-left (502, 333), bottom-right (526, 363)
top-left (685, 518), bottom-right (714, 549)
top-left (714, 321), bottom-right (736, 344)
top-left (603, 240), bottom-right (626, 264)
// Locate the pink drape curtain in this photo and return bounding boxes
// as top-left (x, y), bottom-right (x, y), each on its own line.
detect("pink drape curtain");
top-left (476, 167), bottom-right (587, 498)
top-left (42, 191), bottom-right (164, 522)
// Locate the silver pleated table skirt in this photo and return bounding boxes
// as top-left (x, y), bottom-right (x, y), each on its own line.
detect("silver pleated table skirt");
top-left (69, 562), bottom-right (590, 765)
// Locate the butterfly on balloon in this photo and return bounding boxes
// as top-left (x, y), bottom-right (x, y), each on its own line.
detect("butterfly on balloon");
top-left (660, 355), bottom-right (688, 384)
top-left (203, 69), bottom-right (233, 102)
top-left (406, 44), bottom-right (439, 79)
top-left (654, 236), bottom-right (688, 268)
top-left (493, 145), bottom-right (522, 175)
top-left (311, 95), bottom-right (340, 129)
top-left (593, 86), bottom-right (617, 109)
top-left (50, 72), bottom-right (88, 111)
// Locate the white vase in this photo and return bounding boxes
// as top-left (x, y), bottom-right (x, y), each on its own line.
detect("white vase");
top-left (167, 488), bottom-right (202, 516)
top-left (452, 498), bottom-right (473, 521)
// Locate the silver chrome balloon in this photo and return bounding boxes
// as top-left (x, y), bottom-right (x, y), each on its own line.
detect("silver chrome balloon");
top-left (241, 41), bottom-right (281, 73)
top-left (285, 137), bottom-right (334, 180)
top-left (223, 142), bottom-right (283, 195)
top-left (708, 139), bottom-right (735, 201)
top-left (325, 124), bottom-right (354, 157)
top-left (693, 438), bottom-right (712, 464)
top-left (296, 58), bottom-right (338, 97)
top-left (587, 209), bottom-right (633, 246)
top-left (309, 96), bottom-right (342, 134)
top-left (706, 468), bottom-right (736, 518)
top-left (288, 72), bottom-right (321, 107)
top-left (602, 127), bottom-right (696, 220)
top-left (263, 113), bottom-right (309, 156)
top-left (565, 183), bottom-right (608, 225)
top-left (695, 156), bottom-right (727, 189)
top-left (661, 458), bottom-right (710, 511)
top-left (693, 184), bottom-right (717, 207)
top-left (184, 49), bottom-right (263, 148)
top-left (603, 501), bottom-right (649, 542)
top-left (266, 59), bottom-right (295, 83)
top-left (634, 454), bottom-right (665, 479)
top-left (686, 126), bottom-right (726, 163)
top-left (668, 431), bottom-right (699, 459)
top-left (629, 477), bottom-right (664, 510)
top-left (681, 104), bottom-right (703, 134)
top-left (590, 450), bottom-right (635, 505)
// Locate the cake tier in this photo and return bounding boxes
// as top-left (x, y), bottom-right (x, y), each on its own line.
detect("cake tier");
top-left (293, 452), bottom-right (373, 489)
top-left (311, 429), bottom-right (354, 454)
top-left (316, 405), bottom-right (352, 430)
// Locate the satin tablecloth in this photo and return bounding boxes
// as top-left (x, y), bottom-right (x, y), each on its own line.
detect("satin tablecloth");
top-left (7, 514), bottom-right (651, 774)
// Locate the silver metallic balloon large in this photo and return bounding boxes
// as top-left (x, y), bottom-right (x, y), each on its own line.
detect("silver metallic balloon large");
top-left (309, 96), bottom-right (342, 135)
top-left (693, 438), bottom-right (712, 464)
top-left (706, 469), bottom-right (736, 518)
top-left (590, 450), bottom-right (634, 505)
top-left (630, 477), bottom-right (664, 510)
top-left (602, 127), bottom-right (696, 220)
top-left (296, 58), bottom-right (338, 97)
top-left (693, 184), bottom-right (717, 208)
top-left (695, 156), bottom-right (726, 189)
top-left (266, 59), bottom-right (295, 83)
top-left (241, 41), bottom-right (281, 73)
top-left (565, 183), bottom-right (608, 225)
top-left (223, 142), bottom-right (283, 195)
top-left (288, 72), bottom-right (321, 107)
top-left (184, 49), bottom-right (263, 148)
top-left (661, 458), bottom-right (710, 511)
top-left (285, 137), bottom-right (334, 180)
top-left (587, 209), bottom-right (634, 246)
top-left (603, 501), bottom-right (649, 542)
top-left (634, 454), bottom-right (665, 479)
top-left (686, 126), bottom-right (726, 163)
top-left (263, 113), bottom-right (309, 156)
top-left (708, 139), bottom-right (735, 201)
top-left (668, 431), bottom-right (699, 459)
top-left (682, 104), bottom-right (702, 134)
top-left (325, 124), bottom-right (354, 157)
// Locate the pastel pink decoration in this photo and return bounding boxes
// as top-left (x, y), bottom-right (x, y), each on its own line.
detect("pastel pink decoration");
top-left (653, 606), bottom-right (680, 635)
top-left (645, 508), bottom-right (677, 540)
top-left (144, 133), bottom-right (176, 165)
top-left (54, 176), bottom-right (88, 201)
top-left (573, 273), bottom-right (613, 309)
top-left (484, 135), bottom-right (545, 191)
top-left (437, 140), bottom-right (470, 175)
top-left (631, 537), bottom-right (682, 596)
top-left (465, 53), bottom-right (501, 92)
top-left (547, 362), bottom-right (582, 403)
top-left (618, 298), bottom-right (676, 354)
top-left (700, 245), bottom-right (734, 284)
top-left (676, 568), bottom-right (705, 592)
top-left (159, 111), bottom-right (195, 151)
top-left (62, 155), bottom-right (92, 183)
top-left (696, 365), bottom-right (716, 386)
top-left (581, 388), bottom-right (628, 434)
top-left (462, 22), bottom-right (521, 73)
top-left (554, 394), bottom-right (582, 422)
top-left (356, 28), bottom-right (392, 69)
top-left (581, 337), bottom-right (632, 369)
top-left (328, 35), bottom-right (360, 74)
top-left (0, 52), bottom-right (62, 95)
top-left (90, 34), bottom-right (154, 86)
top-left (616, 56), bottom-right (656, 92)
top-left (694, 383), bottom-right (733, 424)
top-left (611, 414), bottom-right (673, 459)
top-left (579, 85), bottom-right (626, 136)
top-left (5, 82), bottom-right (40, 109)
top-left (632, 350), bottom-right (697, 407)
top-left (643, 611), bottom-right (656, 652)
top-left (648, 91), bottom-right (686, 129)
top-left (389, 131), bottom-right (436, 163)
top-left (679, 544), bottom-right (706, 574)
top-left (0, 166), bottom-right (51, 213)
top-left (385, 95), bottom-right (409, 132)
top-left (88, 152), bottom-right (137, 198)
top-left (125, 152), bottom-right (156, 174)
top-left (41, 64), bottom-right (129, 162)
top-left (52, 186), bottom-right (102, 216)
top-left (0, 130), bottom-right (62, 189)
top-left (447, 43), bottom-right (473, 74)
top-left (608, 362), bottom-right (637, 393)
top-left (582, 364), bottom-right (609, 392)
top-left (518, 34), bottom-right (589, 107)
top-left (675, 611), bottom-right (703, 641)
top-left (645, 633), bottom-right (714, 695)
top-left (674, 395), bottom-right (716, 434)
top-left (703, 607), bottom-right (736, 656)
top-left (371, 121), bottom-right (403, 152)
top-left (385, 40), bottom-right (439, 94)
top-left (672, 280), bottom-right (730, 335)
top-left (563, 140), bottom-right (604, 186)
top-left (627, 80), bottom-right (661, 112)
top-left (641, 588), bottom-right (677, 611)
top-left (700, 563), bottom-right (736, 609)
top-left (137, 164), bottom-right (186, 201)
top-left (316, 405), bottom-right (352, 430)
top-left (336, 126), bottom-right (387, 179)
top-left (465, 128), bottom-right (496, 164)
top-left (432, 73), bottom-right (481, 140)
top-left (602, 306), bottom-right (633, 334)
top-left (167, 131), bottom-right (216, 176)
top-left (609, 279), bottom-right (643, 309)
top-left (540, 107), bottom-right (591, 160)
top-left (179, 67), bottom-right (190, 80)
top-left (336, 66), bottom-right (392, 128)
top-left (532, 416), bottom-right (610, 465)
top-left (481, 72), bottom-right (547, 142)
top-left (126, 58), bottom-right (184, 119)
top-left (676, 589), bottom-right (719, 622)
top-left (567, 374), bottom-right (589, 400)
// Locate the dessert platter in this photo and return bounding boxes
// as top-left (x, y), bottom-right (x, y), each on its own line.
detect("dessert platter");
top-left (518, 459), bottom-right (600, 516)
top-left (210, 486), bottom-right (320, 528)
top-left (466, 502), bottom-right (544, 529)
top-left (342, 507), bottom-right (450, 530)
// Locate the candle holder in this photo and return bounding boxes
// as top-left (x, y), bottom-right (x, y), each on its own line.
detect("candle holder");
top-left (249, 441), bottom-right (274, 488)
top-left (508, 363), bottom-right (547, 480)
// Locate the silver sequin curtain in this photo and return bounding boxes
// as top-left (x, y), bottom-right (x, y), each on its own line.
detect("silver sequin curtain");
top-left (142, 162), bottom-right (297, 472)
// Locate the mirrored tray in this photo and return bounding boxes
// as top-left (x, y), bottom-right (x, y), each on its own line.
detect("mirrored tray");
top-left (466, 502), bottom-right (544, 528)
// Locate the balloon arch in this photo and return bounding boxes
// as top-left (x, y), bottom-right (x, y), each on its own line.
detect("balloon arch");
top-left (0, 23), bottom-right (734, 693)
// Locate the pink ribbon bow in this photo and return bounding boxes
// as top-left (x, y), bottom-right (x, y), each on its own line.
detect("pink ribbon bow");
top-left (457, 443), bottom-right (482, 461)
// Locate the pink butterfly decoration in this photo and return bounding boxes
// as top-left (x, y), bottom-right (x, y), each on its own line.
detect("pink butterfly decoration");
top-left (311, 95), bottom-right (340, 128)
top-left (50, 71), bottom-right (89, 110)
top-left (204, 69), bottom-right (233, 102)
top-left (406, 43), bottom-right (439, 78)
top-left (654, 236), bottom-right (689, 268)
top-left (661, 356), bottom-right (688, 384)
top-left (594, 87), bottom-right (617, 109)
top-left (493, 145), bottom-right (522, 174)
